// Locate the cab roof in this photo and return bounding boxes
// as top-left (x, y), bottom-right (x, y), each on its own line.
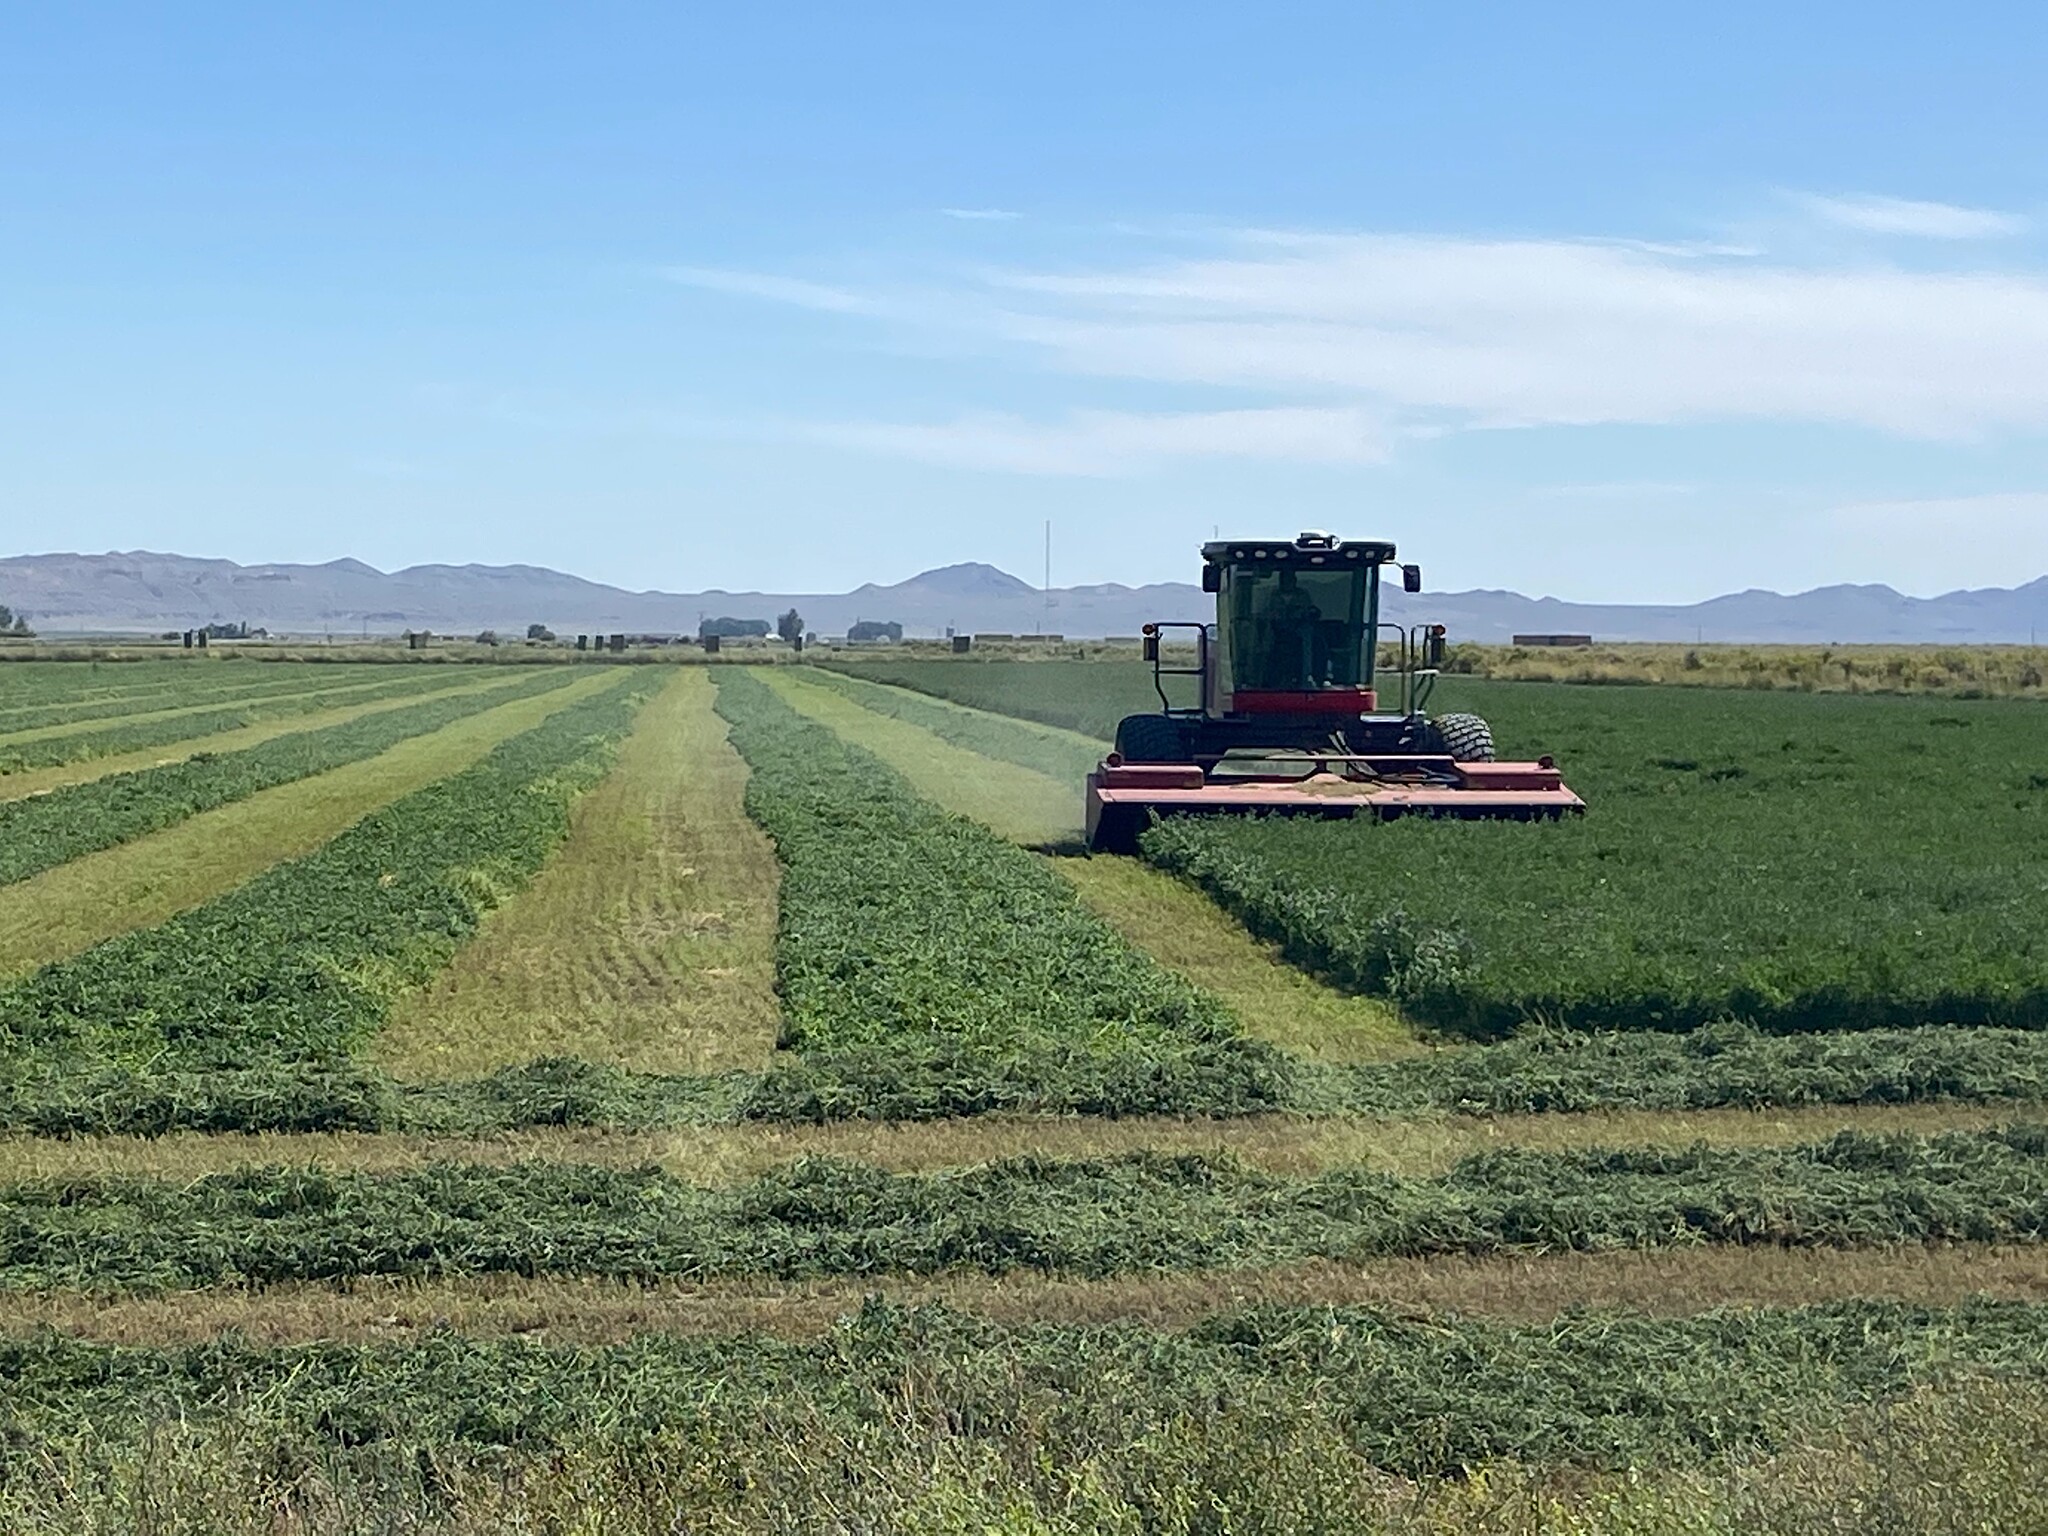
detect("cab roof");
top-left (1201, 534), bottom-right (1397, 567)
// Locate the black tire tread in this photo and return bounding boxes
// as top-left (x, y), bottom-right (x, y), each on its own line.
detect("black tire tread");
top-left (1432, 711), bottom-right (1496, 763)
top-left (1112, 714), bottom-right (1191, 763)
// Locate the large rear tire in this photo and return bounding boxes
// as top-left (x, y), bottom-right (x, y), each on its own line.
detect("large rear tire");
top-left (1113, 713), bottom-right (1191, 763)
top-left (1429, 711), bottom-right (1496, 762)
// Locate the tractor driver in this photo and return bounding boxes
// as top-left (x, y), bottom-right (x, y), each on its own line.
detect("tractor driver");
top-left (1259, 568), bottom-right (1321, 688)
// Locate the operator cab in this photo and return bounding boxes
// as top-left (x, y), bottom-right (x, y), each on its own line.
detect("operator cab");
top-left (1127, 531), bottom-right (1444, 766)
top-left (1199, 532), bottom-right (1417, 714)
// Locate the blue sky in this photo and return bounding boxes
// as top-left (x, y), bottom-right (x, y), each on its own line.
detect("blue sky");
top-left (4, 3), bottom-right (2047, 601)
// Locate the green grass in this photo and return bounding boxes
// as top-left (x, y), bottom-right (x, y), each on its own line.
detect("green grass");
top-left (845, 660), bottom-right (2048, 1037)
top-left (0, 669), bottom-right (571, 885)
top-left (0, 666), bottom-right (475, 774)
top-left (0, 676), bottom-right (654, 1103)
top-left (713, 669), bottom-right (1289, 1119)
top-left (1144, 682), bottom-right (2048, 1036)
top-left (6, 1125), bottom-right (2048, 1290)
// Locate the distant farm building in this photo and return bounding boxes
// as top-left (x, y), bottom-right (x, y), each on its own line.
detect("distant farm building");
top-left (846, 620), bottom-right (903, 643)
top-left (1512, 634), bottom-right (1595, 647)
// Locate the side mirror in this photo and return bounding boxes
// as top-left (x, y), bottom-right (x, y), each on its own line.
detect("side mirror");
top-left (1401, 564), bottom-right (1422, 594)
top-left (1201, 564), bottom-right (1222, 594)
top-left (1142, 631), bottom-right (1160, 662)
top-left (1423, 625), bottom-right (1447, 668)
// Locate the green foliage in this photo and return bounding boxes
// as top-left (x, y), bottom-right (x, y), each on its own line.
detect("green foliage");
top-left (0, 677), bottom-right (654, 1092)
top-left (1139, 681), bottom-right (2048, 1036)
top-left (6, 1126), bottom-right (2048, 1290)
top-left (712, 670), bottom-right (1290, 1116)
top-left (0, 671), bottom-right (575, 885)
top-left (1, 1300), bottom-right (2045, 1485)
top-left (0, 663), bottom-right (398, 736)
top-left (0, 666), bottom-right (489, 774)
top-left (823, 656), bottom-right (1145, 740)
top-left (802, 665), bottom-right (1105, 782)
top-left (1323, 1022), bottom-right (2048, 1115)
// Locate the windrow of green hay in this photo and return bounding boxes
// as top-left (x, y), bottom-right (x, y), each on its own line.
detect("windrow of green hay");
top-left (0, 668), bottom-right (572, 885)
top-left (802, 663), bottom-right (1107, 782)
top-left (5, 1364), bottom-right (2048, 1535)
top-left (6, 1125), bottom-right (2048, 1291)
top-left (0, 661), bottom-right (403, 733)
top-left (374, 670), bottom-right (784, 1079)
top-left (761, 667), bottom-right (1081, 845)
top-left (1, 1299), bottom-right (2047, 1487)
top-left (0, 665), bottom-right (476, 773)
top-left (0, 675), bottom-right (655, 1126)
top-left (822, 654), bottom-right (1143, 739)
top-left (713, 668), bottom-right (1288, 1118)
top-left (772, 668), bottom-right (1416, 1063)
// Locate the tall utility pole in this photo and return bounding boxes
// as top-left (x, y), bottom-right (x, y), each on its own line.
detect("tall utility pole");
top-left (1042, 520), bottom-right (1052, 634)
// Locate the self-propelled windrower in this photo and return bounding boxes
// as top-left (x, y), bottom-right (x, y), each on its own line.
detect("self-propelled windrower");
top-left (1085, 532), bottom-right (1587, 851)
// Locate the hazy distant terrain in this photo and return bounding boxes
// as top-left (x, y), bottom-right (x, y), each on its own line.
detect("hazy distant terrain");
top-left (2, 550), bottom-right (2044, 643)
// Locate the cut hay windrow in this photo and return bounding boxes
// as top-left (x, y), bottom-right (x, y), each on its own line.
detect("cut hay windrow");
top-left (800, 664), bottom-right (1104, 784)
top-left (712, 669), bottom-right (1290, 1119)
top-left (1, 1300), bottom-right (2047, 1485)
top-left (0, 667), bottom-right (487, 774)
top-left (0, 669), bottom-right (574, 885)
top-left (0, 663), bottom-right (402, 735)
top-left (0, 675), bottom-right (655, 1102)
top-left (6, 1125), bottom-right (2048, 1291)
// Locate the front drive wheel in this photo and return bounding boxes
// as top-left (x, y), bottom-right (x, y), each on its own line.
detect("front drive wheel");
top-left (1113, 714), bottom-right (1191, 763)
top-left (1418, 711), bottom-right (1496, 762)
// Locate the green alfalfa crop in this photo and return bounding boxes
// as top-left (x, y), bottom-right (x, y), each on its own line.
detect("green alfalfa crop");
top-left (0, 669), bottom-right (574, 885)
top-left (6, 1125), bottom-right (2047, 1292)
top-left (0, 675), bottom-right (656, 1084)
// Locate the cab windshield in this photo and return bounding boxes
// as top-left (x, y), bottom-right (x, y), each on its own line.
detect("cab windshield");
top-left (1221, 563), bottom-right (1374, 691)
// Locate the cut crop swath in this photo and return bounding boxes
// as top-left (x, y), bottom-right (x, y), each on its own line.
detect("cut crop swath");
top-left (0, 664), bottom-right (402, 736)
top-left (801, 666), bottom-right (1103, 783)
top-left (0, 670), bottom-right (574, 885)
top-left (0, 675), bottom-right (654, 1092)
top-left (3, 1299), bottom-right (2047, 1478)
top-left (0, 668), bottom-right (480, 774)
top-left (712, 669), bottom-right (1288, 1119)
top-left (5, 1125), bottom-right (2048, 1291)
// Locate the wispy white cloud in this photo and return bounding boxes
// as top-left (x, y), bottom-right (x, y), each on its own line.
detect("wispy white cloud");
top-left (808, 406), bottom-right (1386, 476)
top-left (663, 214), bottom-right (2048, 468)
top-left (941, 207), bottom-right (1021, 221)
top-left (1791, 192), bottom-right (2026, 240)
top-left (981, 234), bottom-right (2048, 438)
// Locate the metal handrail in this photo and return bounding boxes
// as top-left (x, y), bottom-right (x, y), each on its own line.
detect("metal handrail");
top-left (1145, 621), bottom-right (1210, 714)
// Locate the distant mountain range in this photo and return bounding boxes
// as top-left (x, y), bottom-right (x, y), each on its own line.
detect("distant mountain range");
top-left (3, 550), bottom-right (2045, 644)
